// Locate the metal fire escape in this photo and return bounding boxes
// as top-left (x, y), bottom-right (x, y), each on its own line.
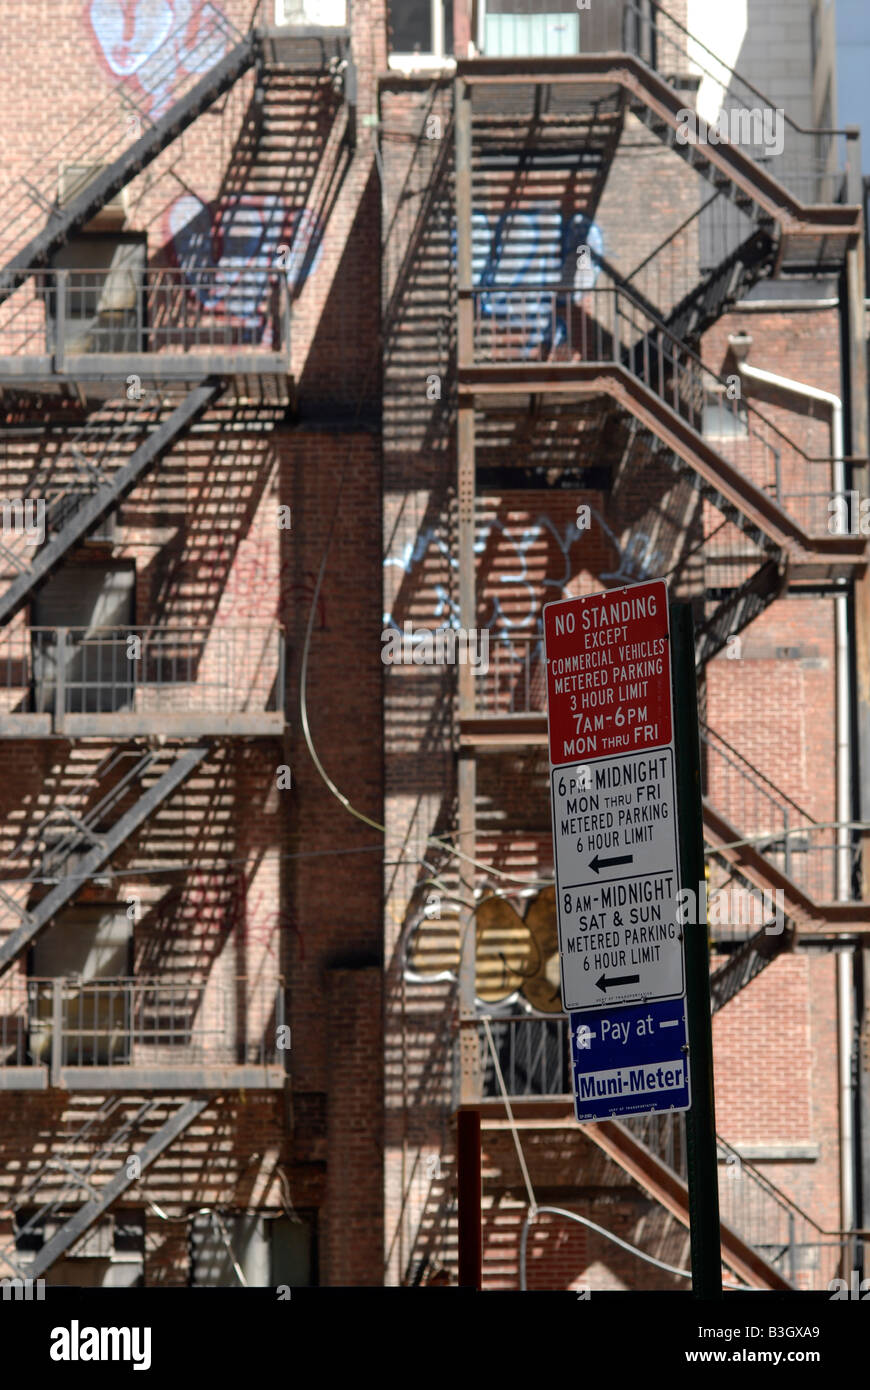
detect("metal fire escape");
top-left (0, 0), bottom-right (353, 1276)
top-left (449, 3), bottom-right (867, 1289)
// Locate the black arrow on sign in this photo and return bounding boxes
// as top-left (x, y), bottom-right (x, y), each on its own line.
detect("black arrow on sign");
top-left (596, 972), bottom-right (640, 992)
top-left (588, 852), bottom-right (633, 874)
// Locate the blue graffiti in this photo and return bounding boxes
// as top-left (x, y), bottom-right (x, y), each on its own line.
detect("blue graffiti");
top-left (383, 510), bottom-right (665, 639)
top-left (167, 193), bottom-right (322, 336)
top-left (451, 204), bottom-right (604, 355)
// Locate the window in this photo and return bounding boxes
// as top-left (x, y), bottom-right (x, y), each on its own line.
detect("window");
top-left (30, 562), bottom-right (135, 716)
top-left (702, 391), bottom-right (748, 438)
top-left (15, 1210), bottom-right (144, 1287)
top-left (481, 1), bottom-right (580, 57)
top-left (269, 1214), bottom-right (317, 1287)
top-left (275, 0), bottom-right (347, 23)
top-left (388, 0), bottom-right (454, 64)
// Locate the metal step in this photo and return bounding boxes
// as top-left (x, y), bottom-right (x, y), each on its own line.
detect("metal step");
top-left (695, 558), bottom-right (786, 666)
top-left (710, 924), bottom-right (795, 1011)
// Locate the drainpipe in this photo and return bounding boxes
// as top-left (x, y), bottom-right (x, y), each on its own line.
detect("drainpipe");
top-left (728, 337), bottom-right (855, 1271)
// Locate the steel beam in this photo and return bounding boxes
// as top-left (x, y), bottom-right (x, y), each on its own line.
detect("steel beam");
top-left (0, 747), bottom-right (208, 976)
top-left (0, 355), bottom-right (289, 384)
top-left (25, 1099), bottom-right (208, 1278)
top-left (455, 77), bottom-right (480, 1113)
top-left (60, 1066), bottom-right (285, 1090)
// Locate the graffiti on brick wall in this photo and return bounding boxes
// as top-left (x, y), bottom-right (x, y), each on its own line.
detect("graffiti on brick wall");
top-left (405, 885), bottom-right (562, 1013)
top-left (177, 868), bottom-right (301, 957)
top-left (167, 193), bottom-right (323, 332)
top-left (383, 509), bottom-right (664, 641)
top-left (87, 0), bottom-right (228, 117)
top-left (455, 205), bottom-right (604, 352)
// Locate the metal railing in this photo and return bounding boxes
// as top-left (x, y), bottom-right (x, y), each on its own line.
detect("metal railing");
top-left (0, 4), bottom-right (240, 274)
top-left (0, 624), bottom-right (284, 720)
top-left (475, 1014), bottom-right (849, 1288)
top-left (480, 1012), bottom-right (572, 1097)
top-left (0, 976), bottom-right (283, 1073)
top-left (468, 283), bottom-right (836, 535)
top-left (622, 0), bottom-right (849, 206)
top-left (627, 1111), bottom-right (849, 1291)
top-left (475, 631), bottom-right (545, 717)
top-left (602, 189), bottom-right (762, 333)
top-left (0, 267), bottom-right (291, 363)
top-left (701, 722), bottom-right (858, 903)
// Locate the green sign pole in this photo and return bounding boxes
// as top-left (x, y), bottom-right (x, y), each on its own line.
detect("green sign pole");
top-left (671, 602), bottom-right (722, 1298)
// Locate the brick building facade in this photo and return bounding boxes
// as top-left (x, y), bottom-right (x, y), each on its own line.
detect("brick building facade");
top-left (0, 0), bottom-right (864, 1293)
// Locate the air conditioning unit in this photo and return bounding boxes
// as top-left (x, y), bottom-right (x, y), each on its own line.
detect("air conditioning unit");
top-left (58, 164), bottom-right (127, 229)
top-left (275, 0), bottom-right (347, 25)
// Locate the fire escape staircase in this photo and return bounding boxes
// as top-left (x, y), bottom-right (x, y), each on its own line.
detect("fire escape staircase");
top-left (0, 381), bottom-right (224, 625)
top-left (582, 1117), bottom-right (791, 1290)
top-left (0, 26), bottom-right (258, 305)
top-left (458, 39), bottom-right (866, 722)
top-left (0, 3), bottom-right (355, 302)
top-left (458, 4), bottom-right (861, 271)
top-left (0, 745), bottom-right (208, 975)
top-left (0, 8), bottom-right (304, 1274)
top-left (0, 7), bottom-right (298, 964)
top-left (455, 15), bottom-right (861, 1284)
top-left (0, 1095), bottom-right (208, 1280)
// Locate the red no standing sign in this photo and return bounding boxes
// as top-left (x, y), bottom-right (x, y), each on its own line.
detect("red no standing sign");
top-left (543, 580), bottom-right (673, 767)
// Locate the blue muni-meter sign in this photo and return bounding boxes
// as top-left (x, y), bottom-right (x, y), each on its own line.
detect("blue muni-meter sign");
top-left (569, 996), bottom-right (691, 1122)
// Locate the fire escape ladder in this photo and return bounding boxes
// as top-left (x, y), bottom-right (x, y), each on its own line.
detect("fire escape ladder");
top-left (608, 322), bottom-right (862, 577)
top-left (697, 720), bottom-right (854, 1005)
top-left (0, 380), bottom-right (224, 626)
top-left (8, 1097), bottom-right (155, 1264)
top-left (582, 1118), bottom-right (791, 1290)
top-left (693, 557), bottom-right (786, 667)
top-left (700, 794), bottom-right (870, 1006)
top-left (593, 219), bottom-right (778, 350)
top-left (13, 1098), bottom-right (209, 1280)
top-left (0, 746), bottom-right (209, 976)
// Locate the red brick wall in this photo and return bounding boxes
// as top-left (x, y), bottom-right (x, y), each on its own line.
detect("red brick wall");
top-left (0, 0), bottom-right (387, 1286)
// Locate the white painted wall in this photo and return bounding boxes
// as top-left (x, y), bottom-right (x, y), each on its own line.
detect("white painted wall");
top-left (687, 0), bottom-right (749, 123)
